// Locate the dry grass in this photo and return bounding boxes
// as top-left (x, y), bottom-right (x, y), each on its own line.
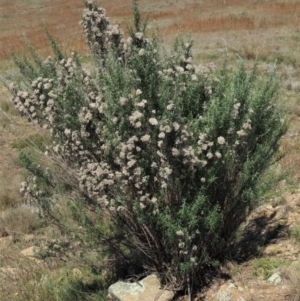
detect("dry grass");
top-left (0, 0), bottom-right (85, 58)
top-left (0, 243), bottom-right (71, 301)
top-left (0, 206), bottom-right (40, 237)
top-left (0, 243), bottom-right (108, 301)
top-left (0, 181), bottom-right (21, 210)
top-left (0, 245), bottom-right (48, 301)
top-left (0, 86), bottom-right (16, 115)
top-left (1, 0), bottom-right (299, 63)
top-left (281, 264), bottom-right (300, 301)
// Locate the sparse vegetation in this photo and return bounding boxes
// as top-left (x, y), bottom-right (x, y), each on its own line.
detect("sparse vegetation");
top-left (253, 257), bottom-right (290, 280)
top-left (290, 222), bottom-right (300, 242)
top-left (0, 243), bottom-right (108, 301)
top-left (282, 264), bottom-right (300, 301)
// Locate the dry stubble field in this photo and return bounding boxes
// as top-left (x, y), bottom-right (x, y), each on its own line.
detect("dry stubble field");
top-left (1, 1), bottom-right (300, 300)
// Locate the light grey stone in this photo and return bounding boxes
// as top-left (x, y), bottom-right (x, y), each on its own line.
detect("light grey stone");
top-left (108, 273), bottom-right (174, 301)
top-left (216, 283), bottom-right (245, 301)
top-left (268, 273), bottom-right (282, 286)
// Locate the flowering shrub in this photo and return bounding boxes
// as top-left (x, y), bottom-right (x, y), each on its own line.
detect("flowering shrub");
top-left (9, 0), bottom-right (286, 293)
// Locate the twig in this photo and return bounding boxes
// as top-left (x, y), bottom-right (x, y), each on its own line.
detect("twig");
top-left (0, 107), bottom-right (17, 125)
top-left (154, 284), bottom-right (168, 301)
top-left (187, 276), bottom-right (192, 301)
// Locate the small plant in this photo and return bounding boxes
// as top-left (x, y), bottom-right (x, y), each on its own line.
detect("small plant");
top-left (290, 222), bottom-right (300, 241)
top-left (7, 0), bottom-right (287, 294)
top-left (253, 257), bottom-right (290, 280)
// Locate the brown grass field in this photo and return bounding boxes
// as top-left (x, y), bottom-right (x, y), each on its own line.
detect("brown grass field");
top-left (1, 0), bottom-right (300, 300)
top-left (1, 0), bottom-right (300, 63)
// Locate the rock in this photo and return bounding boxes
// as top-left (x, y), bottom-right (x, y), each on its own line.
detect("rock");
top-left (267, 273), bottom-right (282, 285)
top-left (106, 293), bottom-right (113, 301)
top-left (291, 247), bottom-right (299, 254)
top-left (0, 267), bottom-right (19, 279)
top-left (0, 236), bottom-right (13, 248)
top-left (265, 204), bottom-right (274, 211)
top-left (20, 246), bottom-right (39, 258)
top-left (23, 234), bottom-right (35, 242)
top-left (108, 273), bottom-right (174, 301)
top-left (72, 268), bottom-right (83, 278)
top-left (216, 283), bottom-right (245, 301)
top-left (263, 244), bottom-right (282, 255)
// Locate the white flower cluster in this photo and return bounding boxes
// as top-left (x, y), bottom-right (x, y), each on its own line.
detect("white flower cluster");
top-left (11, 76), bottom-right (58, 125)
top-left (19, 176), bottom-right (48, 211)
top-left (231, 102), bottom-right (241, 119)
top-left (175, 229), bottom-right (200, 265)
top-left (236, 118), bottom-right (252, 138)
top-left (11, 52), bottom-right (111, 169)
top-left (75, 90), bottom-right (232, 213)
top-left (157, 57), bottom-right (217, 104)
top-left (77, 129), bottom-right (162, 215)
top-left (81, 0), bottom-right (128, 64)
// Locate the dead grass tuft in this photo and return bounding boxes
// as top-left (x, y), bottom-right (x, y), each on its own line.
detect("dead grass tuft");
top-left (0, 185), bottom-right (20, 211)
top-left (0, 206), bottom-right (40, 237)
top-left (281, 264), bottom-right (300, 301)
top-left (0, 243), bottom-right (68, 301)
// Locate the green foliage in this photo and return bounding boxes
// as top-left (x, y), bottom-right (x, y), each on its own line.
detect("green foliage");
top-left (12, 133), bottom-right (51, 151)
top-left (9, 0), bottom-right (287, 293)
top-left (253, 257), bottom-right (290, 280)
top-left (39, 268), bottom-right (108, 301)
top-left (127, 0), bottom-right (149, 38)
top-left (44, 25), bottom-right (64, 61)
top-left (290, 222), bottom-right (300, 241)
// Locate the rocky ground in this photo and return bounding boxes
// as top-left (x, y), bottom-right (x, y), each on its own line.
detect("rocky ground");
top-left (196, 187), bottom-right (300, 301)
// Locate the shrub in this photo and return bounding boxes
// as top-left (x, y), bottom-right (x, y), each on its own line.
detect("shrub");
top-left (8, 0), bottom-right (287, 293)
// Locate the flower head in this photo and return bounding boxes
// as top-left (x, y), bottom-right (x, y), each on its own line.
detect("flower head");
top-left (141, 134), bottom-right (150, 142)
top-left (167, 103), bottom-right (174, 110)
top-left (237, 130), bottom-right (246, 137)
top-left (173, 122), bottom-right (180, 131)
top-left (138, 48), bottom-right (145, 56)
top-left (215, 151), bottom-right (222, 158)
top-left (217, 136), bottom-right (225, 145)
top-left (206, 152), bottom-right (213, 159)
top-left (149, 118), bottom-right (158, 125)
top-left (135, 32), bottom-right (144, 40)
top-left (119, 97), bottom-right (128, 105)
top-left (158, 132), bottom-right (165, 139)
top-left (172, 148), bottom-right (180, 157)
